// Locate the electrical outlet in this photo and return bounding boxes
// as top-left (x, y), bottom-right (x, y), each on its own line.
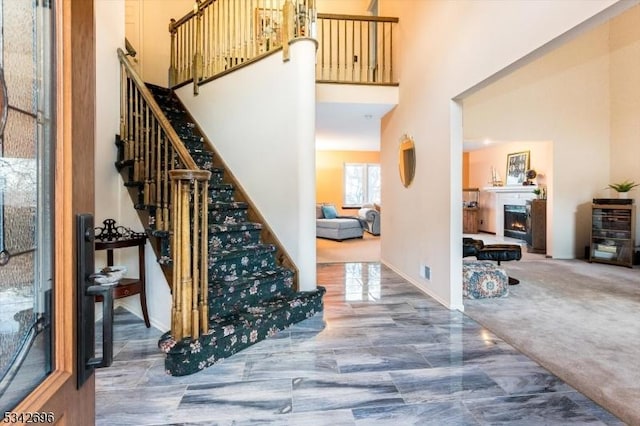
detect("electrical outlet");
top-left (420, 264), bottom-right (431, 280)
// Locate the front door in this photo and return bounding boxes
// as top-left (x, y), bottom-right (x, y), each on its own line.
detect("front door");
top-left (0, 0), bottom-right (96, 423)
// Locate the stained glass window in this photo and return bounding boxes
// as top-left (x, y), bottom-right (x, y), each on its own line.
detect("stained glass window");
top-left (0, 0), bottom-right (54, 411)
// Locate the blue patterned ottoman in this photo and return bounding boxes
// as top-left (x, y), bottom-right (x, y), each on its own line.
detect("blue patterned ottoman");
top-left (463, 261), bottom-right (509, 299)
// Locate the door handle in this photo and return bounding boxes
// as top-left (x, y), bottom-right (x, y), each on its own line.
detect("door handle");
top-left (76, 214), bottom-right (114, 388)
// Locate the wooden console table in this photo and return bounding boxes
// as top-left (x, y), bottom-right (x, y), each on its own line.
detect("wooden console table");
top-left (94, 219), bottom-right (150, 327)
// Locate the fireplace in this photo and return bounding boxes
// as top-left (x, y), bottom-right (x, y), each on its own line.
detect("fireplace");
top-left (504, 204), bottom-right (527, 240)
top-left (484, 186), bottom-right (537, 237)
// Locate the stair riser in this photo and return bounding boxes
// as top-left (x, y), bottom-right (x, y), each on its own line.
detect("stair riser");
top-left (160, 289), bottom-right (325, 376)
top-left (209, 229), bottom-right (262, 251)
top-left (208, 274), bottom-right (294, 319)
top-left (145, 84), bottom-right (324, 378)
top-left (207, 172), bottom-right (224, 186)
top-left (176, 133), bottom-right (199, 145)
top-left (158, 234), bottom-right (171, 264)
top-left (164, 112), bottom-right (188, 123)
top-left (208, 252), bottom-right (276, 281)
top-left (183, 141), bottom-right (205, 151)
top-left (209, 208), bottom-right (248, 224)
top-left (193, 156), bottom-right (213, 171)
top-left (209, 188), bottom-right (235, 202)
top-left (173, 123), bottom-right (196, 135)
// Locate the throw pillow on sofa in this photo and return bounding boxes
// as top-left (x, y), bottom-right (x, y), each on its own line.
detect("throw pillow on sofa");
top-left (321, 205), bottom-right (338, 219)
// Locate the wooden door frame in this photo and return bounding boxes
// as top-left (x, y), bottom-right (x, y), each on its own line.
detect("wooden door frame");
top-left (11, 0), bottom-right (96, 422)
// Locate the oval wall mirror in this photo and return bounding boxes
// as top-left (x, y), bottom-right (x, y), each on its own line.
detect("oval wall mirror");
top-left (398, 135), bottom-right (416, 187)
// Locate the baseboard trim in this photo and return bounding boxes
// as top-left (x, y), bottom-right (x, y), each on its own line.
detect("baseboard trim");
top-left (380, 258), bottom-right (464, 312)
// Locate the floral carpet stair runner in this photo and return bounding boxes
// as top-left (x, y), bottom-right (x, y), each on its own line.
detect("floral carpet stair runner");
top-left (140, 85), bottom-right (325, 376)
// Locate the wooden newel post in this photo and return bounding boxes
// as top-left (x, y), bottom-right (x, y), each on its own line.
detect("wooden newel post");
top-left (169, 169), bottom-right (211, 341)
top-left (282, 1), bottom-right (295, 61)
top-left (171, 170), bottom-right (182, 340)
top-left (169, 19), bottom-right (178, 87)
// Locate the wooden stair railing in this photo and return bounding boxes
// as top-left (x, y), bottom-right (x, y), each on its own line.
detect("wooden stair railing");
top-left (118, 48), bottom-right (211, 340)
top-left (169, 0), bottom-right (314, 91)
top-left (168, 1), bottom-right (399, 88)
top-left (316, 13), bottom-right (399, 85)
top-left (170, 170), bottom-right (210, 340)
top-left (146, 87), bottom-right (300, 292)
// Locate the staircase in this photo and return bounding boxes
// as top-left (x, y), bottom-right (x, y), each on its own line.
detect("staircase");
top-left (118, 84), bottom-right (325, 376)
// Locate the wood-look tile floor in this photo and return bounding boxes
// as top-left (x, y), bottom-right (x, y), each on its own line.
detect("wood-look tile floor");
top-left (96, 262), bottom-right (622, 425)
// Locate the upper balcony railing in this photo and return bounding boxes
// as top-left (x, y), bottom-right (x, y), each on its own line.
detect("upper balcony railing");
top-left (169, 1), bottom-right (398, 90)
top-left (169, 0), bottom-right (314, 92)
top-left (316, 14), bottom-right (398, 85)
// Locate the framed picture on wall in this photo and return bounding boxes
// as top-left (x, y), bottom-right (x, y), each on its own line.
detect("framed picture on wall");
top-left (506, 151), bottom-right (530, 185)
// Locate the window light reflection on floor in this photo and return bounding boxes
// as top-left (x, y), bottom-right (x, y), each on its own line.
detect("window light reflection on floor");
top-left (344, 263), bottom-right (381, 301)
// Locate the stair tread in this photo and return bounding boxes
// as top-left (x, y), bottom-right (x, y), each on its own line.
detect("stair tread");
top-left (210, 183), bottom-right (234, 190)
top-left (159, 287), bottom-right (325, 355)
top-left (210, 222), bottom-right (262, 232)
top-left (188, 148), bottom-right (212, 155)
top-left (209, 266), bottom-right (292, 290)
top-left (181, 140), bottom-right (204, 147)
top-left (210, 201), bottom-right (248, 209)
top-left (209, 243), bottom-right (275, 261)
top-left (212, 291), bottom-right (316, 324)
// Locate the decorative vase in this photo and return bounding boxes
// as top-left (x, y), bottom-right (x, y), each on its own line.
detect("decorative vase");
top-left (618, 191), bottom-right (629, 199)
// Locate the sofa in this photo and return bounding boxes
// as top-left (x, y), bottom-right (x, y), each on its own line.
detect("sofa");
top-left (358, 206), bottom-right (380, 236)
top-left (316, 204), bottom-right (364, 241)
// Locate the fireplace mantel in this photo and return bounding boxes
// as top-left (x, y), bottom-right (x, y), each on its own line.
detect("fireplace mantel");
top-left (483, 185), bottom-right (538, 194)
top-left (482, 186), bottom-right (538, 237)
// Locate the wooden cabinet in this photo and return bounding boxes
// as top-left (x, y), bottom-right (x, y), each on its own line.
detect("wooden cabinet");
top-left (94, 219), bottom-right (150, 327)
top-left (463, 188), bottom-right (479, 234)
top-left (589, 203), bottom-right (636, 267)
top-left (463, 207), bottom-right (479, 234)
top-left (526, 199), bottom-right (546, 254)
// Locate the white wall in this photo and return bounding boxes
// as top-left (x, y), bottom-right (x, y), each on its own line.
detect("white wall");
top-left (467, 141), bottom-right (552, 237)
top-left (94, 0), bottom-right (124, 322)
top-left (378, 0), bottom-right (628, 310)
top-left (463, 19), bottom-right (612, 260)
top-left (95, 1), bottom-right (125, 225)
top-left (96, 0), bottom-right (172, 331)
top-left (316, 84), bottom-right (397, 151)
top-left (316, 0), bottom-right (371, 14)
top-left (176, 41), bottom-right (318, 291)
top-left (610, 5), bottom-right (640, 243)
top-left (465, 4), bottom-right (640, 257)
top-left (125, 0), bottom-right (192, 87)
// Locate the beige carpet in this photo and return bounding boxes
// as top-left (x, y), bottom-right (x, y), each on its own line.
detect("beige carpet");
top-left (464, 258), bottom-right (640, 425)
top-left (316, 233), bottom-right (380, 263)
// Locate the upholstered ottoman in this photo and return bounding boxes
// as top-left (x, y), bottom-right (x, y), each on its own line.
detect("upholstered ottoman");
top-left (463, 261), bottom-right (509, 299)
top-left (316, 218), bottom-right (363, 241)
top-left (476, 244), bottom-right (522, 284)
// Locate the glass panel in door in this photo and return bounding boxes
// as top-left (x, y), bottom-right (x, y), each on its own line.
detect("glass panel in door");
top-left (0, 0), bottom-right (54, 411)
